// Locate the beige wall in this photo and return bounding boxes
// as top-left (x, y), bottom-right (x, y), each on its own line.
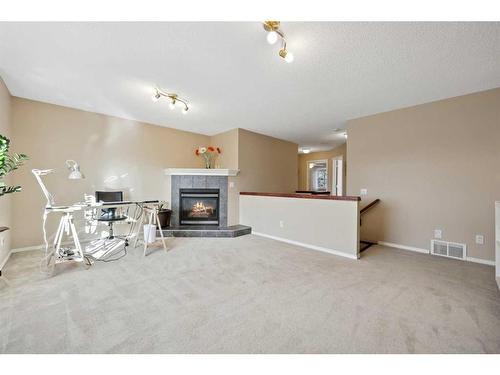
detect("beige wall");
top-left (238, 128), bottom-right (298, 193)
top-left (11, 98), bottom-right (210, 248)
top-left (298, 144), bottom-right (347, 192)
top-left (208, 128), bottom-right (298, 226)
top-left (210, 128), bottom-right (298, 226)
top-left (347, 88), bottom-right (500, 262)
top-left (8, 99), bottom-right (299, 247)
top-left (209, 128), bottom-right (238, 170)
top-left (240, 195), bottom-right (359, 259)
top-left (0, 78), bottom-right (12, 268)
top-left (210, 128), bottom-right (239, 225)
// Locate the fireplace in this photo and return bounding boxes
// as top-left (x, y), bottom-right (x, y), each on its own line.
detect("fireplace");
top-left (179, 188), bottom-right (220, 225)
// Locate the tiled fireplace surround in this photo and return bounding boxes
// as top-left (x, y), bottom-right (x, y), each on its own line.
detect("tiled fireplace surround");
top-left (170, 175), bottom-right (228, 228)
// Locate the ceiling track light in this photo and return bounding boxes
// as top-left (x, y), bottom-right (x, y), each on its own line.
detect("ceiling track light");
top-left (152, 87), bottom-right (189, 114)
top-left (263, 21), bottom-right (294, 63)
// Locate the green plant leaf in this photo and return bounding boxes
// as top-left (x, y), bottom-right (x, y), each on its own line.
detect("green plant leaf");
top-left (0, 134), bottom-right (28, 197)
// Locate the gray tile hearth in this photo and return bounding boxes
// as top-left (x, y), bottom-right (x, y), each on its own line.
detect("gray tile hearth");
top-left (161, 225), bottom-right (251, 238)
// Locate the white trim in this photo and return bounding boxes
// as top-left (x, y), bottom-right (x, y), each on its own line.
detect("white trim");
top-left (12, 238), bottom-right (93, 253)
top-left (164, 168), bottom-right (239, 176)
top-left (379, 240), bottom-right (494, 266)
top-left (252, 231), bottom-right (359, 260)
top-left (378, 241), bottom-right (430, 254)
top-left (0, 249), bottom-right (12, 270)
top-left (331, 155), bottom-right (344, 196)
top-left (11, 244), bottom-right (45, 253)
top-left (465, 256), bottom-right (495, 266)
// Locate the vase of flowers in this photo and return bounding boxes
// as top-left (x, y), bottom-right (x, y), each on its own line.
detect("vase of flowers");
top-left (195, 146), bottom-right (221, 169)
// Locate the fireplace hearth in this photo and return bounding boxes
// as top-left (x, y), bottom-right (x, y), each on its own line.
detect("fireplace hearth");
top-left (179, 188), bottom-right (220, 225)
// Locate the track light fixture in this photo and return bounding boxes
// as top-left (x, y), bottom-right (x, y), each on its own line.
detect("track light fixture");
top-left (152, 87), bottom-right (189, 114)
top-left (263, 21), bottom-right (294, 63)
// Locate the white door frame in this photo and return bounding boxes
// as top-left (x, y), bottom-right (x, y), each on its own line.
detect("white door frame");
top-left (331, 155), bottom-right (344, 196)
top-left (306, 159), bottom-right (328, 191)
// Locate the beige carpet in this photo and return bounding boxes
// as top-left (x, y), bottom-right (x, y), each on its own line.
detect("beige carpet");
top-left (1, 235), bottom-right (499, 353)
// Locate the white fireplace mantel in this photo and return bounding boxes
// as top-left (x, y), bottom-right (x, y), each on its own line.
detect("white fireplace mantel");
top-left (164, 168), bottom-right (239, 176)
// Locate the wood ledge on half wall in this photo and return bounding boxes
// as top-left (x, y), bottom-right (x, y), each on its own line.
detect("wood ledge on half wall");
top-left (239, 192), bottom-right (361, 201)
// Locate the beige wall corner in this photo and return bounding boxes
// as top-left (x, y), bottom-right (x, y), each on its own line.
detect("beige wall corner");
top-left (347, 88), bottom-right (500, 262)
top-left (298, 144), bottom-right (347, 191)
top-left (211, 128), bottom-right (299, 226)
top-left (210, 129), bottom-right (239, 170)
top-left (210, 128), bottom-right (240, 225)
top-left (238, 128), bottom-right (298, 193)
top-left (10, 98), bottom-right (210, 249)
top-left (0, 77), bottom-right (12, 268)
top-left (236, 128), bottom-right (298, 225)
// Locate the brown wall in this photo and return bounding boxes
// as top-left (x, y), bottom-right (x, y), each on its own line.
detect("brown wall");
top-left (0, 78), bottom-right (12, 267)
top-left (11, 98), bottom-right (210, 248)
top-left (347, 88), bottom-right (500, 262)
top-left (297, 144), bottom-right (347, 192)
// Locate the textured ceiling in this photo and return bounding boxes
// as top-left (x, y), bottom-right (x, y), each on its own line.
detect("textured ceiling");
top-left (0, 22), bottom-right (499, 151)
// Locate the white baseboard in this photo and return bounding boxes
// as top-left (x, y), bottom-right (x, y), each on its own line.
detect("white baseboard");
top-left (252, 232), bottom-right (359, 260)
top-left (378, 241), bottom-right (430, 254)
top-left (378, 241), bottom-right (494, 266)
top-left (465, 256), bottom-right (495, 266)
top-left (0, 249), bottom-right (12, 271)
top-left (11, 244), bottom-right (45, 253)
top-left (11, 238), bottom-right (95, 253)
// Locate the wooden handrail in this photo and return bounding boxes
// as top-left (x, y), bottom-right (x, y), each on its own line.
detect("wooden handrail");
top-left (360, 199), bottom-right (380, 215)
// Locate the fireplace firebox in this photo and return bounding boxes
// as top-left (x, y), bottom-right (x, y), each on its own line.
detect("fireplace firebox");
top-left (179, 189), bottom-right (220, 225)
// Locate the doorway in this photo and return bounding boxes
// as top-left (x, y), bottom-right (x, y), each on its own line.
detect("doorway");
top-left (307, 160), bottom-right (328, 191)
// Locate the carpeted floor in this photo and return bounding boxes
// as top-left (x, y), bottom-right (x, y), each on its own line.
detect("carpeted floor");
top-left (1, 235), bottom-right (499, 353)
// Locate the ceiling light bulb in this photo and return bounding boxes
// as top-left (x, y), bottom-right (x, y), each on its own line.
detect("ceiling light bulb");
top-left (284, 51), bottom-right (294, 63)
top-left (266, 31), bottom-right (279, 45)
top-left (169, 101), bottom-right (176, 110)
top-left (152, 92), bottom-right (161, 102)
top-left (182, 107), bottom-right (188, 115)
top-left (302, 148), bottom-right (311, 154)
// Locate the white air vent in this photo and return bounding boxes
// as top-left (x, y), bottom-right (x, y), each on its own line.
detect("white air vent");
top-left (431, 240), bottom-right (466, 260)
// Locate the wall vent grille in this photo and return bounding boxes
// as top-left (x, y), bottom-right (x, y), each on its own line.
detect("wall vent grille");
top-left (431, 240), bottom-right (466, 260)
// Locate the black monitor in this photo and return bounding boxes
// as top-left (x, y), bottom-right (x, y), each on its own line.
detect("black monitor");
top-left (96, 191), bottom-right (123, 203)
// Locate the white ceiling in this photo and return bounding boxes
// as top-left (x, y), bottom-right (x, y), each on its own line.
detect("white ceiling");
top-left (0, 22), bottom-right (499, 152)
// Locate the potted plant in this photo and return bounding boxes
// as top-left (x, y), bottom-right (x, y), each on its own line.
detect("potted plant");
top-left (0, 134), bottom-right (28, 233)
top-left (0, 135), bottom-right (28, 198)
top-left (156, 203), bottom-right (172, 229)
